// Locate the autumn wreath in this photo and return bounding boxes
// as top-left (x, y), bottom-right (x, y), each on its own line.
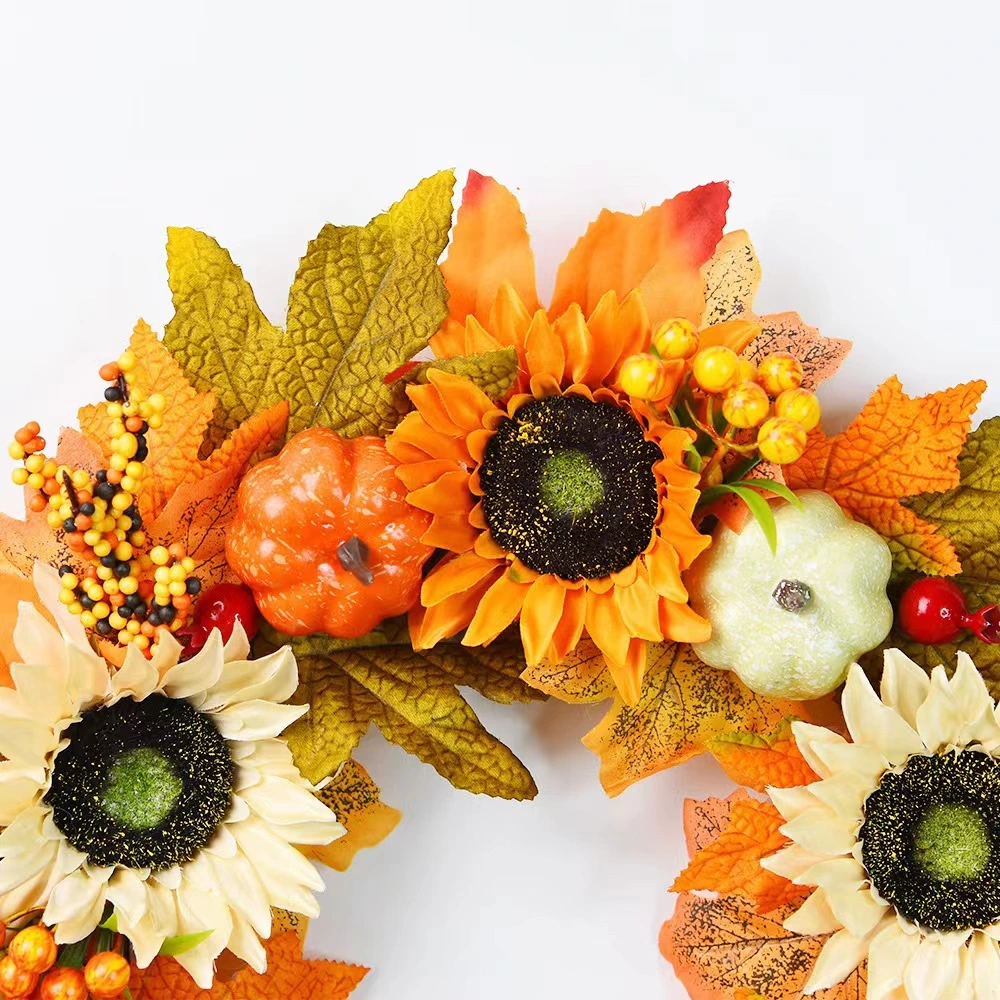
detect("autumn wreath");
top-left (0, 170), bottom-right (995, 999)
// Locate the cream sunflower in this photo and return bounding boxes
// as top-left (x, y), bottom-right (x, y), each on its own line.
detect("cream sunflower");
top-left (0, 573), bottom-right (344, 987)
top-left (762, 651), bottom-right (1000, 1000)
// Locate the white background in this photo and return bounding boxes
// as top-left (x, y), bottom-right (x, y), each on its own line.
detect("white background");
top-left (1, 2), bottom-right (997, 997)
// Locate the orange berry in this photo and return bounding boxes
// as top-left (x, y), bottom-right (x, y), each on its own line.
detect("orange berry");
top-left (757, 352), bottom-right (804, 397)
top-left (691, 346), bottom-right (740, 394)
top-left (652, 318), bottom-right (699, 360)
top-left (0, 955), bottom-right (37, 998)
top-left (83, 952), bottom-right (130, 999)
top-left (125, 416), bottom-right (144, 433)
top-left (774, 387), bottom-right (822, 432)
top-left (168, 542), bottom-right (187, 560)
top-left (734, 358), bottom-right (756, 383)
top-left (173, 595), bottom-right (192, 611)
top-left (757, 416), bottom-right (808, 465)
top-left (98, 363), bottom-right (120, 382)
top-left (105, 469), bottom-right (123, 485)
top-left (28, 496), bottom-right (47, 514)
top-left (74, 516), bottom-right (92, 532)
top-left (721, 381), bottom-right (771, 429)
top-left (42, 479), bottom-right (61, 496)
top-left (9, 926), bottom-right (57, 975)
top-left (39, 967), bottom-right (87, 1000)
top-left (14, 429), bottom-right (34, 446)
top-left (618, 353), bottom-right (672, 400)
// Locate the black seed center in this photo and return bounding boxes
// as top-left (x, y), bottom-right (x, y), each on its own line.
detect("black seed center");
top-left (46, 694), bottom-right (234, 871)
top-left (861, 750), bottom-right (1000, 932)
top-left (480, 394), bottom-right (661, 580)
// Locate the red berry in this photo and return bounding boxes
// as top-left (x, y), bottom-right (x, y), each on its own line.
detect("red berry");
top-left (192, 583), bottom-right (260, 646)
top-left (898, 577), bottom-right (1000, 645)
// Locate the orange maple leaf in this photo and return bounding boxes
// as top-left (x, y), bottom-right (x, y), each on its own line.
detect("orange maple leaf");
top-left (303, 759), bottom-right (402, 872)
top-left (432, 172), bottom-right (731, 360)
top-left (671, 798), bottom-right (807, 914)
top-left (706, 721), bottom-right (819, 793)
top-left (79, 321), bottom-right (289, 522)
top-left (785, 375), bottom-right (985, 575)
top-left (130, 932), bottom-right (367, 1000)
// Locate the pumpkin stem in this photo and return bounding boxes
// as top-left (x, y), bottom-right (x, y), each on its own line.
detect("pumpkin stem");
top-left (772, 579), bottom-right (812, 612)
top-left (337, 537), bottom-right (374, 586)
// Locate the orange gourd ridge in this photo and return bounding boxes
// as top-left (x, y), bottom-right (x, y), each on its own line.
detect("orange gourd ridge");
top-left (227, 427), bottom-right (434, 638)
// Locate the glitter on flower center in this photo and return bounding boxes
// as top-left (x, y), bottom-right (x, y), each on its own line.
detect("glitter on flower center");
top-left (480, 394), bottom-right (661, 581)
top-left (102, 747), bottom-right (184, 831)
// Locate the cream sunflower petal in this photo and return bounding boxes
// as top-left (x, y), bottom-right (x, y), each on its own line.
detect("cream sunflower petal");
top-left (784, 888), bottom-right (843, 935)
top-left (159, 629), bottom-right (226, 704)
top-left (902, 937), bottom-right (963, 1000)
top-left (781, 809), bottom-right (858, 858)
top-left (0, 837), bottom-right (57, 894)
top-left (223, 620), bottom-right (251, 663)
top-left (951, 652), bottom-right (1000, 749)
top-left (148, 628), bottom-right (184, 676)
top-left (0, 763), bottom-right (45, 825)
top-left (106, 868), bottom-right (150, 928)
top-left (0, 806), bottom-right (48, 855)
top-left (172, 883), bottom-right (234, 989)
top-left (232, 821), bottom-right (325, 914)
top-left (867, 922), bottom-right (922, 1000)
top-left (45, 868), bottom-right (111, 944)
top-left (768, 784), bottom-right (820, 823)
top-left (212, 700), bottom-right (308, 742)
top-left (200, 646), bottom-right (298, 712)
top-left (804, 925), bottom-right (880, 994)
top-left (790, 721), bottom-right (847, 779)
top-left (808, 771), bottom-right (871, 825)
top-left (760, 843), bottom-right (824, 882)
top-left (880, 648), bottom-right (932, 730)
top-left (10, 660), bottom-right (72, 728)
top-left (825, 884), bottom-right (888, 939)
top-left (969, 933), bottom-right (1000, 1000)
top-left (915, 665), bottom-right (965, 754)
top-left (32, 562), bottom-right (89, 646)
top-left (799, 856), bottom-right (868, 890)
top-left (240, 775), bottom-right (340, 830)
top-left (842, 663), bottom-right (925, 764)
top-left (809, 741), bottom-right (888, 789)
top-left (65, 642), bottom-right (111, 710)
top-left (12, 602), bottom-right (68, 668)
top-left (151, 866), bottom-right (182, 891)
top-left (111, 642), bottom-right (160, 701)
top-left (227, 912), bottom-right (268, 974)
top-left (0, 716), bottom-right (57, 765)
top-left (206, 852), bottom-right (272, 937)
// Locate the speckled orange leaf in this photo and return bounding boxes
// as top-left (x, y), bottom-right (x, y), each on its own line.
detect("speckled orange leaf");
top-left (672, 799), bottom-right (807, 914)
top-left (440, 171), bottom-right (539, 333)
top-left (303, 759), bottom-right (402, 872)
top-left (519, 640), bottom-right (617, 704)
top-left (130, 932), bottom-right (367, 1000)
top-left (734, 989), bottom-right (770, 1000)
top-left (743, 312), bottom-right (852, 392)
top-left (706, 720), bottom-right (818, 793)
top-left (785, 376), bottom-right (987, 575)
top-left (582, 643), bottom-right (808, 796)
top-left (550, 182), bottom-right (730, 326)
top-left (661, 894), bottom-right (866, 1000)
top-left (683, 790), bottom-right (751, 856)
top-left (0, 429), bottom-right (103, 577)
top-left (700, 230), bottom-right (761, 327)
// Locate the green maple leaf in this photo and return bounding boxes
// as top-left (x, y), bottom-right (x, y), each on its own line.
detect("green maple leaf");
top-left (164, 170), bottom-right (457, 442)
top-left (263, 623), bottom-right (543, 801)
top-left (867, 416), bottom-right (1000, 690)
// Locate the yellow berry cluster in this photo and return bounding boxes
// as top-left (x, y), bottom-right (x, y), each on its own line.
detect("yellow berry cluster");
top-left (617, 318), bottom-right (822, 475)
top-left (8, 350), bottom-right (202, 658)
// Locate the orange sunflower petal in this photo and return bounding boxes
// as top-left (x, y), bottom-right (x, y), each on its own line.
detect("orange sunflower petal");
top-left (420, 550), bottom-right (499, 607)
top-left (422, 513), bottom-right (480, 554)
top-left (406, 383), bottom-right (465, 437)
top-left (548, 586), bottom-right (588, 661)
top-left (441, 171), bottom-right (539, 329)
top-left (550, 182), bottom-right (730, 326)
top-left (384, 412), bottom-right (434, 463)
top-left (645, 536), bottom-right (687, 602)
top-left (607, 638), bottom-right (647, 707)
top-left (524, 309), bottom-right (566, 384)
top-left (613, 571), bottom-right (663, 642)
top-left (659, 599), bottom-right (712, 644)
top-left (406, 470), bottom-right (475, 515)
top-left (410, 568), bottom-right (503, 649)
top-left (519, 575), bottom-right (568, 666)
top-left (699, 318), bottom-right (761, 354)
top-left (554, 304), bottom-right (594, 384)
top-left (395, 457), bottom-right (464, 491)
top-left (658, 498), bottom-right (713, 569)
top-left (426, 367), bottom-right (499, 429)
top-left (474, 529), bottom-right (508, 559)
top-left (585, 589), bottom-right (631, 684)
top-left (463, 569), bottom-right (532, 647)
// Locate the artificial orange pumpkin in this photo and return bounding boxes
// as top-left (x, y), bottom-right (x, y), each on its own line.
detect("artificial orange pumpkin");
top-left (227, 428), bottom-right (434, 638)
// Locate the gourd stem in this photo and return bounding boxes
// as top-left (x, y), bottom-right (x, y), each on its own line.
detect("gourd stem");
top-left (337, 537), bottom-right (374, 586)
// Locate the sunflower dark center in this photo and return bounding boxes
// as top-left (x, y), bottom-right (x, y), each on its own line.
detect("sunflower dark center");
top-left (480, 394), bottom-right (661, 580)
top-left (46, 693), bottom-right (234, 871)
top-left (860, 750), bottom-right (1000, 932)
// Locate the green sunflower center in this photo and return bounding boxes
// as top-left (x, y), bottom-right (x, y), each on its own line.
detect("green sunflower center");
top-left (480, 394), bottom-right (661, 580)
top-left (861, 750), bottom-right (1000, 932)
top-left (102, 748), bottom-right (184, 831)
top-left (539, 450), bottom-right (605, 517)
top-left (46, 693), bottom-right (234, 871)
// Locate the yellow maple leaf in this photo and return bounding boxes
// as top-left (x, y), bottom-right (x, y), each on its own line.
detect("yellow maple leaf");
top-left (705, 721), bottom-right (819, 793)
top-left (79, 321), bottom-right (289, 523)
top-left (582, 643), bottom-right (808, 797)
top-left (130, 932), bottom-right (367, 1000)
top-left (303, 759), bottom-right (402, 872)
top-left (785, 375), bottom-right (986, 575)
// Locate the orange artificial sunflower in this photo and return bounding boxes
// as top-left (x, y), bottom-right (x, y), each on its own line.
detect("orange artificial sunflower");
top-left (430, 170), bottom-right (761, 388)
top-left (387, 293), bottom-right (713, 705)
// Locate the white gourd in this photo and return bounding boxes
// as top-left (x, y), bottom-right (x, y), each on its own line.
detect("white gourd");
top-left (687, 490), bottom-right (893, 699)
